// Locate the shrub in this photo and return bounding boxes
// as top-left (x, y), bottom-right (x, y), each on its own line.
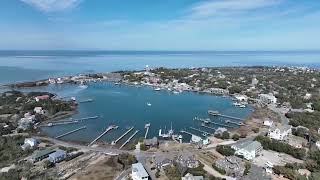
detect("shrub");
top-left (216, 145), bottom-right (235, 156)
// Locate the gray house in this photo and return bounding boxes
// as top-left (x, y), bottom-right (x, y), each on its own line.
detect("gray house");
top-left (49, 149), bottom-right (67, 163)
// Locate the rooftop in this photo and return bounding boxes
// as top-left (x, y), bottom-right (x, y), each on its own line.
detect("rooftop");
top-left (232, 140), bottom-right (262, 152)
top-left (132, 163), bottom-right (149, 178)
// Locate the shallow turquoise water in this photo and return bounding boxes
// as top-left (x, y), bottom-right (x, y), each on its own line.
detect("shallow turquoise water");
top-left (40, 83), bottom-right (252, 143)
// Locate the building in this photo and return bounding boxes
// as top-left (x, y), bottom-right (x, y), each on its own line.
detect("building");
top-left (215, 156), bottom-right (245, 177)
top-left (18, 116), bottom-right (36, 131)
top-left (132, 163), bottom-right (149, 180)
top-left (268, 125), bottom-right (292, 140)
top-left (263, 120), bottom-right (273, 127)
top-left (144, 137), bottom-right (159, 148)
top-left (49, 150), bottom-right (67, 163)
top-left (176, 154), bottom-right (199, 169)
top-left (34, 95), bottom-right (50, 102)
top-left (316, 141), bottom-right (320, 150)
top-left (231, 140), bottom-right (263, 160)
top-left (235, 95), bottom-right (248, 102)
top-left (259, 94), bottom-right (277, 104)
top-left (32, 149), bottom-right (56, 162)
top-left (21, 138), bottom-right (38, 151)
top-left (181, 173), bottom-right (204, 180)
top-left (34, 107), bottom-right (44, 114)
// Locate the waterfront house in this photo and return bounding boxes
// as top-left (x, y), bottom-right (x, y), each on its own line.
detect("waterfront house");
top-left (259, 94), bottom-right (277, 104)
top-left (18, 116), bottom-right (36, 131)
top-left (268, 125), bottom-right (292, 140)
top-left (132, 163), bottom-right (149, 180)
top-left (32, 149), bottom-right (56, 163)
top-left (231, 140), bottom-right (263, 160)
top-left (181, 173), bottom-right (204, 180)
top-left (49, 149), bottom-right (67, 163)
top-left (144, 137), bottom-right (159, 148)
top-left (21, 138), bottom-right (38, 151)
top-left (34, 95), bottom-right (50, 102)
top-left (34, 107), bottom-right (44, 114)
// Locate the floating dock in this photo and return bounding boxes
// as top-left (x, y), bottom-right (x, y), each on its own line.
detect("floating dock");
top-left (208, 110), bottom-right (245, 121)
top-left (112, 127), bottom-right (134, 145)
top-left (194, 117), bottom-right (234, 128)
top-left (119, 130), bottom-right (139, 149)
top-left (55, 126), bottom-right (86, 139)
top-left (88, 125), bottom-right (118, 146)
top-left (189, 127), bottom-right (212, 136)
top-left (144, 123), bottom-right (150, 139)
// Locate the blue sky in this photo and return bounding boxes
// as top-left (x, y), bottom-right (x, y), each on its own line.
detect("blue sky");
top-left (0, 0), bottom-right (320, 50)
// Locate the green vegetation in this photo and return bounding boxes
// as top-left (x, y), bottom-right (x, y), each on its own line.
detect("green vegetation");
top-left (231, 134), bottom-right (240, 141)
top-left (212, 163), bottom-right (226, 175)
top-left (287, 111), bottom-right (320, 132)
top-left (117, 153), bottom-right (137, 169)
top-left (140, 143), bottom-right (148, 151)
top-left (0, 136), bottom-right (32, 168)
top-left (214, 131), bottom-right (230, 140)
top-left (216, 145), bottom-right (235, 156)
top-left (244, 162), bottom-right (251, 175)
top-left (273, 165), bottom-right (308, 180)
top-left (187, 163), bottom-right (206, 177)
top-left (255, 136), bottom-right (306, 160)
top-left (164, 165), bottom-right (181, 180)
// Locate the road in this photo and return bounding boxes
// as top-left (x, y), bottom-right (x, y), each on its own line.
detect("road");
top-left (268, 105), bottom-right (289, 125)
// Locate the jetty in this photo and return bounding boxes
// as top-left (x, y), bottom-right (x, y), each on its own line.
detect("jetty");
top-left (79, 99), bottom-right (94, 103)
top-left (201, 124), bottom-right (216, 131)
top-left (226, 120), bottom-right (244, 126)
top-left (88, 125), bottom-right (118, 146)
top-left (144, 123), bottom-right (150, 139)
top-left (119, 130), bottom-right (139, 149)
top-left (40, 121), bottom-right (80, 127)
top-left (70, 116), bottom-right (99, 121)
top-left (189, 127), bottom-right (212, 136)
top-left (55, 126), bottom-right (86, 139)
top-left (194, 117), bottom-right (234, 128)
top-left (208, 110), bottom-right (245, 121)
top-left (112, 127), bottom-right (134, 145)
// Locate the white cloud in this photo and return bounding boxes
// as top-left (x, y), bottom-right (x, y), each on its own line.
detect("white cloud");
top-left (20, 0), bottom-right (82, 12)
top-left (190, 0), bottom-right (282, 19)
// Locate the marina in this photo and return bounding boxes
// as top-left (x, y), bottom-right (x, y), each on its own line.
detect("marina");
top-left (111, 127), bottom-right (134, 145)
top-left (55, 126), bottom-right (87, 139)
top-left (194, 117), bottom-right (235, 128)
top-left (208, 110), bottom-right (245, 121)
top-left (88, 125), bottom-right (118, 146)
top-left (119, 130), bottom-right (139, 149)
top-left (189, 127), bottom-right (212, 136)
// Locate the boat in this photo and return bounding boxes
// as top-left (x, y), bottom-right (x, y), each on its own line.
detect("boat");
top-left (154, 88), bottom-right (161, 91)
top-left (173, 91), bottom-right (179, 94)
top-left (147, 103), bottom-right (152, 106)
top-left (233, 102), bottom-right (241, 106)
top-left (239, 104), bottom-right (246, 108)
top-left (208, 110), bottom-right (220, 116)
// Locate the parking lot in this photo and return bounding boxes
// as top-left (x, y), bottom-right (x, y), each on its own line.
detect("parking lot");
top-left (253, 150), bottom-right (303, 167)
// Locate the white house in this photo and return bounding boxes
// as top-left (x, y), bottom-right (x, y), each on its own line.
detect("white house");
top-left (21, 138), bottom-right (38, 150)
top-left (263, 120), bottom-right (274, 127)
top-left (181, 173), bottom-right (204, 180)
top-left (34, 107), bottom-right (44, 114)
top-left (231, 140), bottom-right (263, 160)
top-left (132, 163), bottom-right (149, 180)
top-left (234, 95), bottom-right (248, 102)
top-left (259, 93), bottom-right (277, 104)
top-left (268, 125), bottom-right (292, 140)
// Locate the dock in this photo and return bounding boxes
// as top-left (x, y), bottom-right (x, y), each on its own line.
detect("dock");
top-left (40, 121), bottom-right (80, 127)
top-left (201, 124), bottom-right (216, 131)
top-left (144, 123), bottom-right (150, 139)
top-left (55, 126), bottom-right (86, 139)
top-left (225, 120), bottom-right (244, 126)
top-left (189, 127), bottom-right (212, 136)
top-left (88, 125), bottom-right (118, 146)
top-left (208, 110), bottom-right (245, 121)
top-left (112, 127), bottom-right (134, 145)
top-left (194, 117), bottom-right (234, 128)
top-left (119, 130), bottom-right (139, 149)
top-left (79, 99), bottom-right (94, 103)
top-left (70, 116), bottom-right (99, 121)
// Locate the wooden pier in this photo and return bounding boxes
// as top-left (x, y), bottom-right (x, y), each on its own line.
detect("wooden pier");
top-left (208, 110), bottom-right (245, 121)
top-left (189, 127), bottom-right (212, 136)
top-left (144, 123), bottom-right (150, 139)
top-left (119, 130), bottom-right (139, 149)
top-left (88, 125), bottom-right (118, 146)
top-left (194, 117), bottom-right (234, 128)
top-left (112, 127), bottom-right (134, 145)
top-left (55, 126), bottom-right (86, 139)
top-left (201, 124), bottom-right (216, 131)
top-left (225, 120), bottom-right (244, 126)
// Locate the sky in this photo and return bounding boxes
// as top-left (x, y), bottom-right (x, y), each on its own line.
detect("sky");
top-left (0, 0), bottom-right (320, 50)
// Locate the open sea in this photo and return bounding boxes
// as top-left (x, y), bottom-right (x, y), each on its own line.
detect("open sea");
top-left (0, 50), bottom-right (319, 143)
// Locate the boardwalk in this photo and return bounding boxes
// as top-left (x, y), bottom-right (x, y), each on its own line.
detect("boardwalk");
top-left (88, 125), bottom-right (118, 146)
top-left (55, 126), bottom-right (87, 139)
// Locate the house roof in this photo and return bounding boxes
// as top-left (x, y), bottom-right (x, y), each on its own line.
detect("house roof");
top-left (49, 150), bottom-right (66, 159)
top-left (33, 149), bottom-right (56, 159)
top-left (132, 163), bottom-right (149, 178)
top-left (232, 140), bottom-right (262, 152)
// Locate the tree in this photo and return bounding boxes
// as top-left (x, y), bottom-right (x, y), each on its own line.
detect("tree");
top-left (232, 134), bottom-right (240, 141)
top-left (216, 145), bottom-right (235, 156)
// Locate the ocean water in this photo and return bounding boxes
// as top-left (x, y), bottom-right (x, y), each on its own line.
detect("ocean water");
top-left (39, 83), bottom-right (252, 143)
top-left (0, 50), bottom-right (319, 144)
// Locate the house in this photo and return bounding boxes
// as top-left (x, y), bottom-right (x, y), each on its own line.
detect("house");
top-left (316, 141), bottom-right (320, 150)
top-left (259, 94), bottom-right (277, 104)
top-left (181, 173), bottom-right (204, 180)
top-left (155, 155), bottom-right (173, 169)
top-left (49, 149), bottom-right (67, 163)
top-left (263, 120), bottom-right (273, 127)
top-left (235, 95), bottom-right (248, 102)
top-left (132, 163), bottom-right (149, 180)
top-left (32, 149), bottom-right (56, 162)
top-left (35, 95), bottom-right (50, 102)
top-left (268, 125), bottom-right (292, 140)
top-left (231, 140), bottom-right (263, 160)
top-left (215, 156), bottom-right (245, 177)
top-left (176, 154), bottom-right (199, 169)
top-left (34, 107), bottom-right (44, 114)
top-left (144, 137), bottom-right (159, 148)
top-left (21, 138), bottom-right (38, 151)
top-left (18, 116), bottom-right (36, 131)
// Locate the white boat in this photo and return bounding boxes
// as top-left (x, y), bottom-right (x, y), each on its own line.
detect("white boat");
top-left (233, 102), bottom-right (241, 106)
top-left (147, 103), bottom-right (152, 106)
top-left (173, 91), bottom-right (179, 94)
top-left (239, 104), bottom-right (246, 108)
top-left (154, 88), bottom-right (161, 91)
